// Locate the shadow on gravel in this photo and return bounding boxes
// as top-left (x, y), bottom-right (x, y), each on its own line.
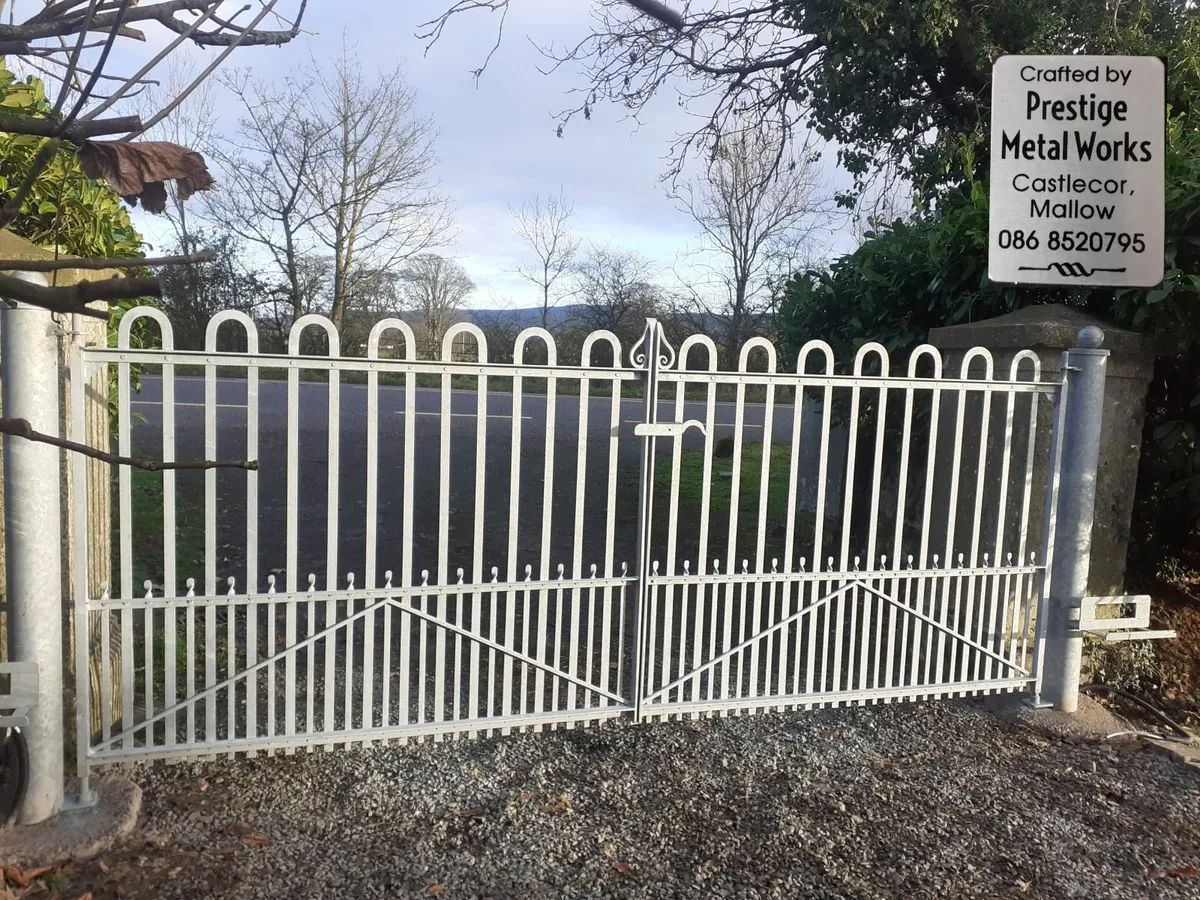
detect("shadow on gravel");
top-left (45, 699), bottom-right (1200, 899)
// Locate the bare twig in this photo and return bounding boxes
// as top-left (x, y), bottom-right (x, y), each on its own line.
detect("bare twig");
top-left (0, 417), bottom-right (259, 471)
top-left (129, 0), bottom-right (290, 138)
top-left (80, 1), bottom-right (224, 120)
top-left (0, 250), bottom-right (214, 271)
top-left (0, 270), bottom-right (160, 318)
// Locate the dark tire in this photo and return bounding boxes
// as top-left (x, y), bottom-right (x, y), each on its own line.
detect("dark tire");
top-left (0, 728), bottom-right (28, 825)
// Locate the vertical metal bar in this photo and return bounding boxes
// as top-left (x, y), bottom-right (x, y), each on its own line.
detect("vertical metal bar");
top-left (862, 370), bottom-right (889, 693)
top-left (599, 373), bottom-right (622, 706)
top-left (226, 578), bottom-right (236, 741)
top-left (631, 320), bottom-right (663, 721)
top-left (986, 364), bottom-right (1021, 682)
top-left (536, 343), bottom-right (558, 723)
top-left (1041, 329), bottom-right (1107, 711)
top-left (364, 357), bottom-right (380, 734)
top-left (204, 349), bottom-right (218, 745)
top-left (245, 348), bottom-right (260, 749)
top-left (914, 368), bottom-right (944, 687)
top-left (693, 373), bottom-right (716, 704)
top-left (964, 357), bottom-right (994, 684)
top-left (71, 347), bottom-right (93, 798)
top-left (834, 377), bottom-right (865, 694)
top-left (285, 354), bottom-right (300, 739)
top-left (723, 378), bottom-right (748, 702)
top-left (748, 369), bottom-right (776, 704)
top-left (184, 579), bottom-right (194, 743)
top-left (503, 366), bottom-right (523, 723)
top-left (1016, 375), bottom-right (1043, 674)
top-left (780, 376), bottom-right (807, 699)
top-left (570, 364), bottom-right (591, 716)
top-left (806, 346), bottom-right (834, 697)
top-left (469, 351), bottom-right (488, 730)
top-left (936, 372), bottom-right (969, 686)
top-left (435, 366), bottom-right (452, 727)
top-left (399, 366), bottom-right (416, 727)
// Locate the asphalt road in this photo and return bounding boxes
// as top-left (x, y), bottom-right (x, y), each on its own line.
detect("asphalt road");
top-left (123, 376), bottom-right (845, 594)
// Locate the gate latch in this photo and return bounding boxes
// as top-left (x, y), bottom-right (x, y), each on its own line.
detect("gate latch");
top-left (634, 420), bottom-right (706, 438)
top-left (1076, 595), bottom-right (1176, 642)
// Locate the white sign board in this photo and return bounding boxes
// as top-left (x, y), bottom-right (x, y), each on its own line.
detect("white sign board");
top-left (988, 55), bottom-right (1164, 287)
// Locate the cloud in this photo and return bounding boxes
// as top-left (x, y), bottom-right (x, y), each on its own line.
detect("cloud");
top-left (126, 0), bottom-right (853, 310)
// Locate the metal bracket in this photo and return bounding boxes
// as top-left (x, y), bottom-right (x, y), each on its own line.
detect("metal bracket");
top-left (0, 660), bottom-right (37, 729)
top-left (60, 789), bottom-right (100, 812)
top-left (1076, 595), bottom-right (1177, 642)
top-left (634, 419), bottom-right (706, 439)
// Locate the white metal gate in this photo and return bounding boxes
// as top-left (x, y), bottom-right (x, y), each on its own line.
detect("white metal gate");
top-left (71, 310), bottom-right (1063, 779)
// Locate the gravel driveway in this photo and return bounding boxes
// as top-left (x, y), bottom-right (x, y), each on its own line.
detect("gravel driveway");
top-left (61, 699), bottom-right (1200, 899)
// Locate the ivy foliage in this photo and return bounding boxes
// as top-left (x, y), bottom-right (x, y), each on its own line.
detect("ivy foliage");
top-left (0, 59), bottom-right (148, 349)
top-left (781, 0), bottom-right (1198, 203)
top-left (779, 0), bottom-right (1200, 564)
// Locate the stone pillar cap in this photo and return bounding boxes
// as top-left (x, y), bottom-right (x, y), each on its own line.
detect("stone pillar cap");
top-left (928, 303), bottom-right (1152, 356)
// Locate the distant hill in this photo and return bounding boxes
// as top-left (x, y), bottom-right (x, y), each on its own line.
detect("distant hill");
top-left (466, 305), bottom-right (588, 330)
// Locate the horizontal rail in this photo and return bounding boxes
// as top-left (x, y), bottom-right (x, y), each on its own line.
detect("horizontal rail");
top-left (83, 346), bottom-right (1059, 392)
top-left (646, 564), bottom-right (1042, 587)
top-left (641, 680), bottom-right (1033, 716)
top-left (87, 576), bottom-right (636, 609)
top-left (87, 706), bottom-right (632, 763)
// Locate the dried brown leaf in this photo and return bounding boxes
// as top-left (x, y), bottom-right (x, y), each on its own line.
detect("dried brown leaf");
top-left (75, 893), bottom-right (93, 900)
top-left (1152, 864), bottom-right (1200, 879)
top-left (5, 866), bottom-right (53, 888)
top-left (213, 846), bottom-right (237, 857)
top-left (456, 808), bottom-right (483, 819)
top-left (243, 835), bottom-right (270, 848)
top-left (77, 140), bottom-right (215, 214)
top-left (226, 822), bottom-right (252, 837)
top-left (429, 885), bottom-right (445, 896)
top-left (612, 861), bottom-right (632, 876)
top-left (96, 861), bottom-right (110, 874)
top-left (540, 793), bottom-right (573, 815)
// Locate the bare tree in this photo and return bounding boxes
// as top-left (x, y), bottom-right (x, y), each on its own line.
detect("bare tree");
top-left (574, 243), bottom-right (660, 347)
top-left (206, 49), bottom-right (453, 346)
top-left (309, 49), bottom-right (454, 337)
top-left (400, 254), bottom-right (475, 354)
top-left (670, 125), bottom-right (829, 356)
top-left (137, 54), bottom-right (220, 254)
top-left (419, 0), bottom-right (811, 178)
top-left (510, 190), bottom-right (580, 330)
top-left (0, 0), bottom-right (310, 318)
top-left (203, 69), bottom-right (324, 328)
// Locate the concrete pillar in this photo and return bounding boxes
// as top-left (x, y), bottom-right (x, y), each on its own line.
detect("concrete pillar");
top-left (1, 282), bottom-right (64, 824)
top-left (929, 304), bottom-right (1154, 596)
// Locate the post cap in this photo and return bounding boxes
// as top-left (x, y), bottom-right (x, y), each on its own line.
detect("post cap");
top-left (1076, 325), bottom-right (1105, 349)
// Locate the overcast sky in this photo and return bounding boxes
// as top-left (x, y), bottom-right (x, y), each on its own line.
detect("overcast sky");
top-left (123, 0), bottom-right (855, 310)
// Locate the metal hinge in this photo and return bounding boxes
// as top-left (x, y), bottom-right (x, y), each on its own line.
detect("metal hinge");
top-left (1076, 595), bottom-right (1177, 642)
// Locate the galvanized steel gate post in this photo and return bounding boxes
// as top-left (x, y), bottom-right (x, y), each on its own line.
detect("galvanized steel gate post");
top-left (1040, 326), bottom-right (1109, 713)
top-left (1, 277), bottom-right (64, 824)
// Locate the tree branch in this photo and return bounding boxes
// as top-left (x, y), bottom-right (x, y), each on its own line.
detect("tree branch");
top-left (0, 418), bottom-right (259, 471)
top-left (0, 0), bottom-right (305, 46)
top-left (0, 250), bottom-right (215, 272)
top-left (0, 271), bottom-right (160, 319)
top-left (0, 112), bottom-right (141, 142)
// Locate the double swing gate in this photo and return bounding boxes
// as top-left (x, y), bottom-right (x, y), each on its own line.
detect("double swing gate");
top-left (72, 310), bottom-right (1065, 781)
